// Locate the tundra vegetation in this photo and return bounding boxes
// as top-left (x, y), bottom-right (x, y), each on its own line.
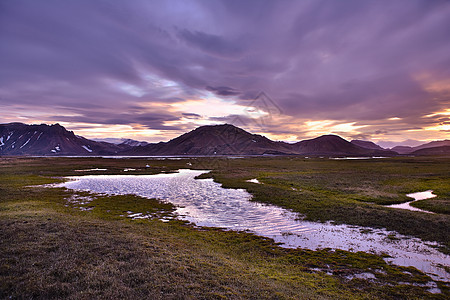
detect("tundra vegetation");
top-left (0, 156), bottom-right (449, 299)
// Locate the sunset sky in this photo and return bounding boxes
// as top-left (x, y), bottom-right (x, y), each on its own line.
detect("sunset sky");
top-left (1, 0), bottom-right (449, 146)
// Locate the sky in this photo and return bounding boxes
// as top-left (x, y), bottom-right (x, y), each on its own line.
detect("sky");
top-left (1, 0), bottom-right (449, 146)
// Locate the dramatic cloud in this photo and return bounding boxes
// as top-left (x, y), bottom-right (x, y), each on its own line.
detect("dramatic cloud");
top-left (0, 0), bottom-right (449, 143)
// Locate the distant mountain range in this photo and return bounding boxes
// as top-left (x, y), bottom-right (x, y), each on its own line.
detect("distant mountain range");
top-left (391, 140), bottom-right (450, 154)
top-left (0, 122), bottom-right (449, 157)
top-left (93, 138), bottom-right (149, 147)
top-left (293, 135), bottom-right (396, 156)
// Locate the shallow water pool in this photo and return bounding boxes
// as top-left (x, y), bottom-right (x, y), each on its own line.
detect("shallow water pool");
top-left (57, 169), bottom-right (449, 281)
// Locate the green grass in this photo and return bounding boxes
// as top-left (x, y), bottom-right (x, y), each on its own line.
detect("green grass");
top-left (411, 199), bottom-right (450, 214)
top-left (0, 156), bottom-right (449, 299)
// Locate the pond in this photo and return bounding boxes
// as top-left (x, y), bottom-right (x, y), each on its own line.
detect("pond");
top-left (56, 169), bottom-right (449, 282)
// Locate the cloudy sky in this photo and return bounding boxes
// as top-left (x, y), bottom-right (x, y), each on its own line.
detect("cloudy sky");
top-left (1, 0), bottom-right (449, 145)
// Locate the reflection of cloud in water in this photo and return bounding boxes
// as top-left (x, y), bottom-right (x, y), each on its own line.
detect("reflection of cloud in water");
top-left (57, 170), bottom-right (449, 282)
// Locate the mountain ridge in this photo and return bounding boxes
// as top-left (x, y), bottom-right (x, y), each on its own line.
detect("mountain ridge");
top-left (0, 123), bottom-right (129, 155)
top-left (391, 140), bottom-right (450, 154)
top-left (123, 124), bottom-right (297, 156)
top-left (1, 122), bottom-right (446, 157)
top-left (350, 140), bottom-right (384, 150)
top-left (293, 135), bottom-right (396, 156)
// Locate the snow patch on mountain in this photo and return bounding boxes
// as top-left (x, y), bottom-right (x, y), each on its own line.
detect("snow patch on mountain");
top-left (82, 145), bottom-right (93, 153)
top-left (20, 137), bottom-right (31, 149)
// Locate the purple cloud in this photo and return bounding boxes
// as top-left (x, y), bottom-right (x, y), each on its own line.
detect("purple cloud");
top-left (0, 0), bottom-right (449, 142)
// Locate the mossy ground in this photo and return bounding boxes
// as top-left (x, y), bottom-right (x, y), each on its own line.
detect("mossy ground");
top-left (0, 156), bottom-right (449, 299)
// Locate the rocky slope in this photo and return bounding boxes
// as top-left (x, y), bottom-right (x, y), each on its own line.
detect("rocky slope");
top-left (293, 135), bottom-right (396, 156)
top-left (351, 140), bottom-right (384, 150)
top-left (123, 124), bottom-right (296, 155)
top-left (0, 123), bottom-right (128, 155)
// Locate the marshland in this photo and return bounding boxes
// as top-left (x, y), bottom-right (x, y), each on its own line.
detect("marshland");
top-left (1, 156), bottom-right (449, 299)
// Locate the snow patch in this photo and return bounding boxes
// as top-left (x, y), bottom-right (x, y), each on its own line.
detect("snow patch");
top-left (36, 132), bottom-right (43, 140)
top-left (20, 137), bottom-right (31, 149)
top-left (50, 145), bottom-right (61, 153)
top-left (82, 145), bottom-right (92, 153)
top-left (246, 178), bottom-right (262, 184)
top-left (0, 137), bottom-right (4, 147)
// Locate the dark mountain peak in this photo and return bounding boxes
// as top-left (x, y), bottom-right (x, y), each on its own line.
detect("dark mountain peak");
top-left (191, 123), bottom-right (249, 135)
top-left (50, 123), bottom-right (64, 129)
top-left (297, 135), bottom-right (353, 148)
top-left (0, 122), bottom-right (127, 156)
top-left (199, 123), bottom-right (235, 129)
top-left (170, 123), bottom-right (259, 144)
top-left (308, 134), bottom-right (346, 141)
top-left (294, 134), bottom-right (395, 156)
top-left (127, 123), bottom-right (294, 155)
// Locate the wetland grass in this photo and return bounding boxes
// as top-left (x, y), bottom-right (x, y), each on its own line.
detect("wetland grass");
top-left (1, 157), bottom-right (449, 299)
top-left (204, 157), bottom-right (450, 253)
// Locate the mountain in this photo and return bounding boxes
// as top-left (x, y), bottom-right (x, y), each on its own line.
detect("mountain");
top-left (377, 139), bottom-right (424, 149)
top-left (351, 140), bottom-right (384, 150)
top-left (413, 140), bottom-right (450, 151)
top-left (0, 123), bottom-right (129, 156)
top-left (391, 145), bottom-right (414, 154)
top-left (2, 122), bottom-right (433, 157)
top-left (391, 140), bottom-right (450, 154)
top-left (118, 139), bottom-right (149, 147)
top-left (293, 135), bottom-right (397, 156)
top-left (123, 124), bottom-right (296, 155)
top-left (410, 146), bottom-right (450, 156)
top-left (92, 137), bottom-right (148, 146)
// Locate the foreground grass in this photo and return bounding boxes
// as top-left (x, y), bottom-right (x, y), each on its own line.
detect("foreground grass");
top-left (0, 157), bottom-right (449, 299)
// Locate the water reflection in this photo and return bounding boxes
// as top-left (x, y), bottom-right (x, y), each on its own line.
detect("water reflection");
top-left (387, 190), bottom-right (437, 214)
top-left (58, 169), bottom-right (449, 281)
